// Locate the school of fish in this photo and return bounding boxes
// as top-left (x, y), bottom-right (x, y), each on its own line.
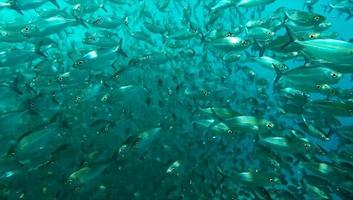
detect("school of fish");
top-left (0, 0), bottom-right (353, 199)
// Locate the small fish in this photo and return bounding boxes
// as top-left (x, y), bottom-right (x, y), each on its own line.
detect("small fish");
top-left (225, 115), bottom-right (274, 133)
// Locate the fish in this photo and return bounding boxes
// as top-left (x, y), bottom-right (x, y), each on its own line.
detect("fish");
top-left (20, 16), bottom-right (87, 38)
top-left (208, 36), bottom-right (252, 52)
top-left (3, 0), bottom-right (59, 15)
top-left (225, 115), bottom-right (274, 134)
top-left (0, 0), bottom-right (352, 199)
top-left (73, 39), bottom-right (127, 71)
top-left (274, 66), bottom-right (342, 92)
top-left (236, 0), bottom-right (276, 8)
top-left (284, 26), bottom-right (353, 65)
top-left (284, 9), bottom-right (326, 26)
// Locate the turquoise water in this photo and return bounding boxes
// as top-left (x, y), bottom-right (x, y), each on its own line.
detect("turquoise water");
top-left (0, 0), bottom-right (353, 199)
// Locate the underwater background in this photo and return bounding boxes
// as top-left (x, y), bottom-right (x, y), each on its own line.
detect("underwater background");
top-left (0, 0), bottom-right (353, 199)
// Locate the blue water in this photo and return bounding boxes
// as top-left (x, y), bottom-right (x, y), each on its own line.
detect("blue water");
top-left (0, 0), bottom-right (353, 199)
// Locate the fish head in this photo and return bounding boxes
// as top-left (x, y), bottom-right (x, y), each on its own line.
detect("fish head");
top-left (73, 59), bottom-right (84, 68)
top-left (265, 30), bottom-right (275, 39)
top-left (20, 24), bottom-right (37, 37)
top-left (91, 16), bottom-right (104, 26)
top-left (0, 30), bottom-right (9, 40)
top-left (83, 35), bottom-right (97, 44)
top-left (73, 51), bottom-right (98, 68)
top-left (240, 38), bottom-right (252, 48)
top-left (263, 120), bottom-right (275, 131)
top-left (313, 14), bottom-right (325, 25)
top-left (276, 63), bottom-right (288, 72)
top-left (327, 70), bottom-right (342, 82)
top-left (307, 32), bottom-right (320, 40)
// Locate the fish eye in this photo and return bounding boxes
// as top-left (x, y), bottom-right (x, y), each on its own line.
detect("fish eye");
top-left (66, 179), bottom-right (73, 185)
top-left (309, 34), bottom-right (315, 39)
top-left (266, 122), bottom-right (274, 128)
top-left (227, 129), bottom-right (233, 134)
top-left (331, 73), bottom-right (337, 78)
top-left (74, 4), bottom-right (81, 10)
top-left (279, 64), bottom-right (287, 70)
top-left (0, 31), bottom-right (7, 36)
top-left (76, 60), bottom-right (83, 65)
top-left (269, 178), bottom-right (274, 183)
top-left (75, 96), bottom-right (81, 102)
top-left (316, 85), bottom-right (321, 89)
top-left (101, 95), bottom-right (108, 102)
top-left (93, 18), bottom-right (103, 25)
top-left (241, 40), bottom-right (248, 46)
top-left (22, 27), bottom-right (30, 32)
top-left (88, 36), bottom-right (96, 42)
top-left (226, 32), bottom-right (232, 37)
top-left (314, 16), bottom-right (321, 21)
top-left (202, 90), bottom-right (209, 96)
top-left (304, 143), bottom-right (310, 148)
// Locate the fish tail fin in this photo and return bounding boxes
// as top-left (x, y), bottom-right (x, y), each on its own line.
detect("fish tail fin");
top-left (198, 32), bottom-right (205, 43)
top-left (327, 4), bottom-right (334, 13)
top-left (73, 14), bottom-right (88, 28)
top-left (235, 7), bottom-right (245, 24)
top-left (253, 39), bottom-right (265, 57)
top-left (8, 0), bottom-right (23, 15)
top-left (345, 12), bottom-right (353, 21)
top-left (281, 25), bottom-right (297, 49)
top-left (100, 3), bottom-right (108, 12)
top-left (128, 58), bottom-right (140, 66)
top-left (300, 114), bottom-right (310, 127)
top-left (273, 63), bottom-right (282, 92)
top-left (203, 4), bottom-right (212, 14)
top-left (49, 0), bottom-right (60, 8)
top-left (280, 7), bottom-right (290, 24)
top-left (244, 50), bottom-right (252, 58)
top-left (123, 16), bottom-right (129, 29)
top-left (116, 39), bottom-right (128, 57)
top-left (35, 41), bottom-right (47, 58)
top-left (244, 26), bottom-right (249, 36)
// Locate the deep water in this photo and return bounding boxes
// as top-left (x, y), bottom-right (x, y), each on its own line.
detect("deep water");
top-left (0, 0), bottom-right (353, 200)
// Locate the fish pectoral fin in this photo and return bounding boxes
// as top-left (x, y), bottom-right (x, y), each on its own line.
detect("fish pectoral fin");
top-left (251, 125), bottom-right (259, 131)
